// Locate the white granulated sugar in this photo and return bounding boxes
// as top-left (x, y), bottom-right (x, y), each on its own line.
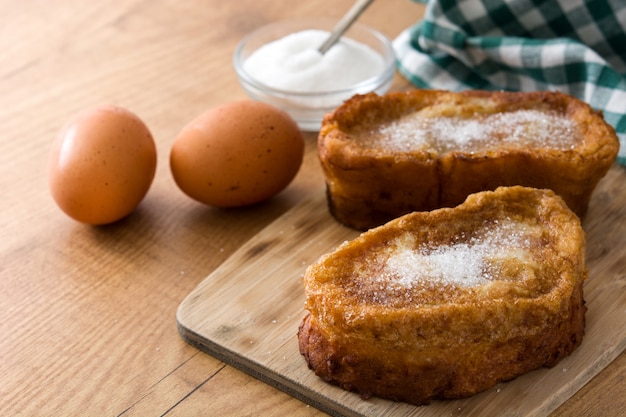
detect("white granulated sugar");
top-left (381, 221), bottom-right (533, 288)
top-left (371, 109), bottom-right (580, 153)
top-left (388, 242), bottom-right (487, 287)
top-left (243, 30), bottom-right (384, 93)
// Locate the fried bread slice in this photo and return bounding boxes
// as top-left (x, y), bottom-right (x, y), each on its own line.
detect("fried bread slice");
top-left (298, 186), bottom-right (587, 405)
top-left (318, 90), bottom-right (619, 230)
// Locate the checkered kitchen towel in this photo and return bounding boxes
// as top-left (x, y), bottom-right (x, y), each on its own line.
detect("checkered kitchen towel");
top-left (394, 0), bottom-right (626, 165)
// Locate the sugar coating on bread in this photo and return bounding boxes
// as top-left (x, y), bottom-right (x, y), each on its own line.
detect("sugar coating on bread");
top-left (299, 186), bottom-right (587, 405)
top-left (318, 90), bottom-right (619, 230)
top-left (377, 218), bottom-right (534, 292)
top-left (368, 109), bottom-right (580, 153)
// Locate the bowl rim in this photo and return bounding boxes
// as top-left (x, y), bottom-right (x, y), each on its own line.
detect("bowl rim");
top-left (233, 17), bottom-right (397, 98)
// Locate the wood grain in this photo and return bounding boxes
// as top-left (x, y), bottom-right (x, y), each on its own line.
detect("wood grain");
top-left (2, 0), bottom-right (625, 415)
top-left (177, 164), bottom-right (626, 417)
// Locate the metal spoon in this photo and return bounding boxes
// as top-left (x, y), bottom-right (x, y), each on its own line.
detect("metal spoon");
top-left (318, 0), bottom-right (375, 55)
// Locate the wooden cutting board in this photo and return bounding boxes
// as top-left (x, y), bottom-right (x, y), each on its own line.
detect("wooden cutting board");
top-left (177, 164), bottom-right (626, 417)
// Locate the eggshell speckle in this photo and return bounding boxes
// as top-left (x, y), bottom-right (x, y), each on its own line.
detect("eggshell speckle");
top-left (170, 100), bottom-right (305, 207)
top-left (48, 106), bottom-right (157, 225)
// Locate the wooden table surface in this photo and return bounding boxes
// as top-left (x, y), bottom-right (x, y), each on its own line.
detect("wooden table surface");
top-left (1, 1), bottom-right (624, 416)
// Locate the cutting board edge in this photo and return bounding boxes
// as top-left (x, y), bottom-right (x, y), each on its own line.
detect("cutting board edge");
top-left (174, 165), bottom-right (626, 417)
top-left (535, 334), bottom-right (626, 417)
top-left (177, 299), bottom-right (626, 417)
top-left (176, 314), bottom-right (363, 417)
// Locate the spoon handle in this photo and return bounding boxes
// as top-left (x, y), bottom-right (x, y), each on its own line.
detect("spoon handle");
top-left (318, 0), bottom-right (375, 55)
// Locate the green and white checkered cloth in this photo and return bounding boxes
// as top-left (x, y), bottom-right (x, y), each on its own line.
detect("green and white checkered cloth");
top-left (394, 0), bottom-right (626, 165)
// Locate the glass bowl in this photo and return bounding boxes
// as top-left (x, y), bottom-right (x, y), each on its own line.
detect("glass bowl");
top-left (233, 17), bottom-right (396, 131)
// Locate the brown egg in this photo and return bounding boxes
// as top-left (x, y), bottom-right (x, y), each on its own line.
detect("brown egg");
top-left (48, 106), bottom-right (157, 225)
top-left (170, 100), bottom-right (304, 207)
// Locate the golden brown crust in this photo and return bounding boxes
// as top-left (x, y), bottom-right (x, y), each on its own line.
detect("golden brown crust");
top-left (298, 186), bottom-right (587, 405)
top-left (318, 90), bottom-right (620, 230)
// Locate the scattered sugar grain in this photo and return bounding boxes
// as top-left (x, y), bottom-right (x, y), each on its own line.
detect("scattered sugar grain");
top-left (389, 242), bottom-right (487, 288)
top-left (382, 220), bottom-right (534, 289)
top-left (369, 109), bottom-right (580, 153)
